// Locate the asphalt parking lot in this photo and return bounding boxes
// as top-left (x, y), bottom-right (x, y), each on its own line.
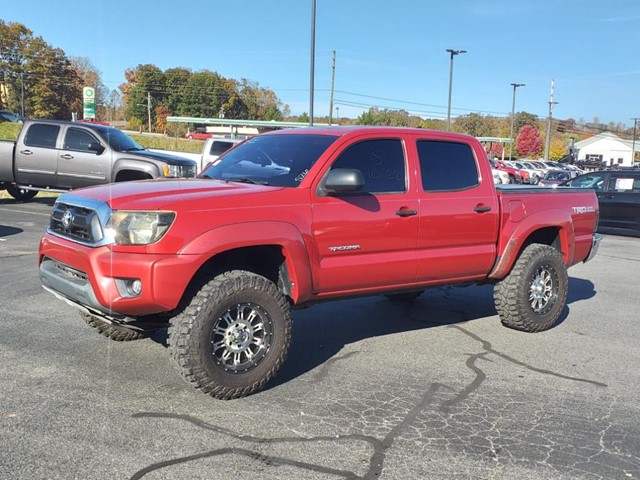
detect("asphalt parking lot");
top-left (1, 197), bottom-right (639, 480)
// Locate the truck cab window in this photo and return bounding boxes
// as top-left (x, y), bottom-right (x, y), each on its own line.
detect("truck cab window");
top-left (24, 124), bottom-right (60, 148)
top-left (417, 140), bottom-right (479, 192)
top-left (64, 128), bottom-right (100, 152)
top-left (330, 139), bottom-right (406, 194)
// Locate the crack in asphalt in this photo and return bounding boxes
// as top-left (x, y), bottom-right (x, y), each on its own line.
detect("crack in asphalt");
top-left (129, 288), bottom-right (628, 479)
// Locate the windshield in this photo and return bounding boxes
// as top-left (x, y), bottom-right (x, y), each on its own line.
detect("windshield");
top-left (200, 133), bottom-right (338, 187)
top-left (101, 128), bottom-right (145, 152)
top-left (545, 171), bottom-right (570, 181)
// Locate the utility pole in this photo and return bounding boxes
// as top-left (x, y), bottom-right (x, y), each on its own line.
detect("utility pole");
top-left (20, 72), bottom-right (25, 117)
top-left (509, 83), bottom-right (525, 159)
top-left (309, 0), bottom-right (316, 127)
top-left (328, 50), bottom-right (336, 125)
top-left (147, 91), bottom-right (152, 133)
top-left (446, 49), bottom-right (466, 131)
top-left (632, 117), bottom-right (639, 166)
top-left (336, 106), bottom-right (340, 124)
top-left (544, 79), bottom-right (558, 161)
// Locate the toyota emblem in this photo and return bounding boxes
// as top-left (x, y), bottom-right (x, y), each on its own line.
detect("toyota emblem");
top-left (61, 210), bottom-right (74, 229)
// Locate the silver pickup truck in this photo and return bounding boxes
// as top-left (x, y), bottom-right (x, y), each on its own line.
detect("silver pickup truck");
top-left (0, 119), bottom-right (197, 201)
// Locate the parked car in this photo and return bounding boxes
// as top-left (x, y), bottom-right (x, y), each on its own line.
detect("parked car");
top-left (507, 160), bottom-right (539, 184)
top-left (0, 110), bottom-right (24, 123)
top-left (199, 137), bottom-right (243, 171)
top-left (492, 168), bottom-right (510, 184)
top-left (538, 170), bottom-right (577, 187)
top-left (490, 159), bottom-right (522, 183)
top-left (0, 119), bottom-right (197, 200)
top-left (559, 170), bottom-right (640, 232)
top-left (185, 131), bottom-right (212, 140)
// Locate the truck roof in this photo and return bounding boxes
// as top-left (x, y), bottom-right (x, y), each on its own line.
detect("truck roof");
top-left (264, 125), bottom-right (477, 141)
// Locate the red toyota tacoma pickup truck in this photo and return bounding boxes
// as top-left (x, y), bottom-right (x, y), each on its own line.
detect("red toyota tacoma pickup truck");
top-left (38, 127), bottom-right (601, 399)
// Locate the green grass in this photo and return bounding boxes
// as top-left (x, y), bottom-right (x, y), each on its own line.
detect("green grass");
top-left (131, 134), bottom-right (204, 153)
top-left (0, 190), bottom-right (59, 200)
top-left (0, 122), bottom-right (21, 140)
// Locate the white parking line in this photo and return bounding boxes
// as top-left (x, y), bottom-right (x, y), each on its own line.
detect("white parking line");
top-left (0, 207), bottom-right (50, 217)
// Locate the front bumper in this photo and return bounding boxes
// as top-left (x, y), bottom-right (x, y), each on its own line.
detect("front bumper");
top-left (39, 234), bottom-right (203, 318)
top-left (584, 233), bottom-right (602, 263)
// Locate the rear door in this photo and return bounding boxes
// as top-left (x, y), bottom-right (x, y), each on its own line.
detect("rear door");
top-left (414, 138), bottom-right (499, 281)
top-left (14, 123), bottom-right (61, 186)
top-left (57, 126), bottom-right (108, 189)
top-left (310, 136), bottom-right (419, 293)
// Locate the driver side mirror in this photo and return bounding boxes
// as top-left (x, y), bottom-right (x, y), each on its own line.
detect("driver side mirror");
top-left (321, 168), bottom-right (365, 195)
top-left (88, 142), bottom-right (105, 155)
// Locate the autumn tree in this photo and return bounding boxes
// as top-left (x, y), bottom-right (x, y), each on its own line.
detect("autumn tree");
top-left (548, 137), bottom-right (567, 161)
top-left (119, 67), bottom-right (287, 131)
top-left (355, 107), bottom-right (424, 127)
top-left (0, 20), bottom-right (81, 119)
top-left (69, 56), bottom-right (109, 117)
top-left (514, 111), bottom-right (540, 134)
top-left (515, 125), bottom-right (544, 158)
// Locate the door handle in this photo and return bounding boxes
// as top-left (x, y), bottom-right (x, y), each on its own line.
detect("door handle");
top-left (60, 154), bottom-right (74, 160)
top-left (474, 205), bottom-right (492, 213)
top-left (395, 208), bottom-right (417, 217)
top-left (19, 150), bottom-right (33, 155)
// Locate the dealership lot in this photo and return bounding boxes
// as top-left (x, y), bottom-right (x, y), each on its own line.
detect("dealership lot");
top-left (1, 198), bottom-right (639, 480)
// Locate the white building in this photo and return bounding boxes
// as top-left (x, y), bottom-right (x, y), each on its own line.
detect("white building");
top-left (574, 132), bottom-right (637, 167)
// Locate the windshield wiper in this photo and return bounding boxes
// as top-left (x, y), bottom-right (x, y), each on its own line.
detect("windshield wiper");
top-left (225, 177), bottom-right (269, 185)
top-left (121, 147), bottom-right (145, 152)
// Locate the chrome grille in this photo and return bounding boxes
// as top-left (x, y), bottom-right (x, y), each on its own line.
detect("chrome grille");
top-left (50, 202), bottom-right (104, 244)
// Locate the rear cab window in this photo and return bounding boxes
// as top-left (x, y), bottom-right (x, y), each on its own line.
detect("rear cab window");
top-left (417, 140), bottom-right (479, 192)
top-left (24, 124), bottom-right (60, 148)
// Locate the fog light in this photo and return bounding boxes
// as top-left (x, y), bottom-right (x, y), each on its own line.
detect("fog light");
top-left (128, 279), bottom-right (142, 296)
top-left (115, 278), bottom-right (143, 298)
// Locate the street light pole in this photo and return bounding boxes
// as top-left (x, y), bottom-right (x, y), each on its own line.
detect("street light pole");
top-left (632, 117), bottom-right (639, 166)
top-left (446, 49), bottom-right (466, 131)
top-left (509, 83), bottom-right (525, 159)
top-left (309, 0), bottom-right (316, 127)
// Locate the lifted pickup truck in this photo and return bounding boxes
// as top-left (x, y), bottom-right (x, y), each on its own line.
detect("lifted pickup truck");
top-left (0, 119), bottom-right (197, 200)
top-left (38, 127), bottom-right (601, 399)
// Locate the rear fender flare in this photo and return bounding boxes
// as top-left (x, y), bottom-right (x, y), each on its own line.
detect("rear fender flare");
top-left (489, 209), bottom-right (574, 280)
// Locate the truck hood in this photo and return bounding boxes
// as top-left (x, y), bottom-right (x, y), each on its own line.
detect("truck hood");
top-left (129, 150), bottom-right (196, 166)
top-left (71, 178), bottom-right (284, 211)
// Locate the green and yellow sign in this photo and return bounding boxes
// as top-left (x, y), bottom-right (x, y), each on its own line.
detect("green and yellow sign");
top-left (83, 86), bottom-right (95, 120)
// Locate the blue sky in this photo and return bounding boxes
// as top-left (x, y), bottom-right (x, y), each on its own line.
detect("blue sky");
top-left (3, 0), bottom-right (640, 126)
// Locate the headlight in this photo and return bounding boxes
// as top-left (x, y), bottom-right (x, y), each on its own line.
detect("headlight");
top-left (163, 164), bottom-right (196, 178)
top-left (106, 211), bottom-right (176, 245)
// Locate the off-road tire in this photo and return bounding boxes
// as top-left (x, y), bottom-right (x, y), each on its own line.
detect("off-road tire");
top-left (494, 244), bottom-right (568, 332)
top-left (168, 270), bottom-right (292, 400)
top-left (7, 186), bottom-right (37, 202)
top-left (81, 312), bottom-right (148, 341)
top-left (385, 290), bottom-right (424, 302)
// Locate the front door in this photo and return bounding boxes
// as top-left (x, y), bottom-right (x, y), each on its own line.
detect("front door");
top-left (56, 127), bottom-right (108, 189)
top-left (311, 137), bottom-right (418, 293)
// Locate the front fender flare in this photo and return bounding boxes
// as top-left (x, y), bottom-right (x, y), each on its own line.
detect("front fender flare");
top-left (178, 221), bottom-right (313, 303)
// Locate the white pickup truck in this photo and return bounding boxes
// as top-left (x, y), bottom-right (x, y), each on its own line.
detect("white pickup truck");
top-left (199, 137), bottom-right (242, 171)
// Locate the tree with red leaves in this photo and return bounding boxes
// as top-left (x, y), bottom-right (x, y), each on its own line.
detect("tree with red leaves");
top-left (515, 125), bottom-right (544, 158)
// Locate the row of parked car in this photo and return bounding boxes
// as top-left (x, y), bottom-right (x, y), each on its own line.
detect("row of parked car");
top-left (490, 158), bottom-right (583, 186)
top-left (489, 156), bottom-right (640, 233)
